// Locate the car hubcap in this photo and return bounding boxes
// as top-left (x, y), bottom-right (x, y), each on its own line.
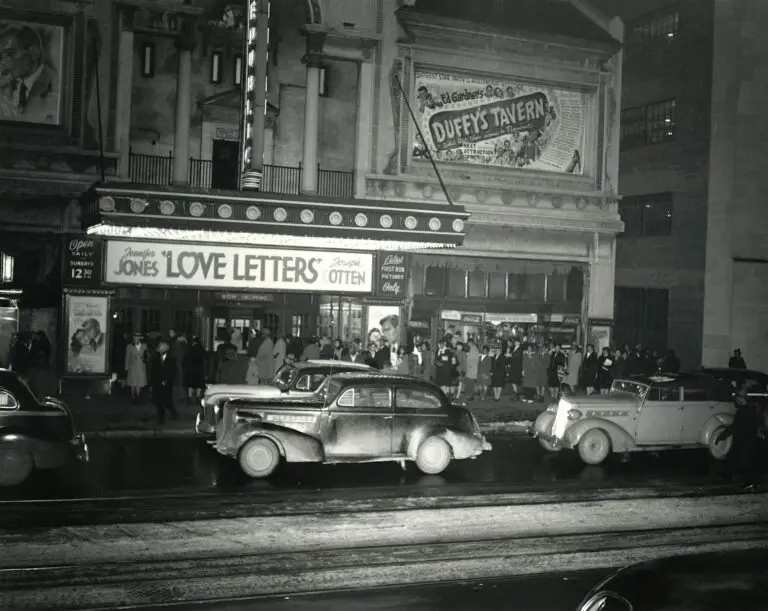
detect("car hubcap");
top-left (247, 445), bottom-right (274, 471)
top-left (713, 436), bottom-right (732, 458)
top-left (0, 450), bottom-right (22, 472)
top-left (422, 441), bottom-right (446, 469)
top-left (589, 439), bottom-right (605, 457)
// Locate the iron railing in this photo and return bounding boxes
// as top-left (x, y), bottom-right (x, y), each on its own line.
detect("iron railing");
top-left (128, 152), bottom-right (354, 199)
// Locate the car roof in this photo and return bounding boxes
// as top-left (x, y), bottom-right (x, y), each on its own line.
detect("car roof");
top-left (621, 371), bottom-right (721, 387)
top-left (329, 371), bottom-right (441, 389)
top-left (296, 359), bottom-right (372, 370)
top-left (700, 366), bottom-right (768, 378)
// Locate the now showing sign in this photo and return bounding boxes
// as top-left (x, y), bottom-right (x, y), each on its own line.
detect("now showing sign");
top-left (105, 240), bottom-right (374, 293)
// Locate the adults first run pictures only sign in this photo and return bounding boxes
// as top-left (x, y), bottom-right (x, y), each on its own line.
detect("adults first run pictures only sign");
top-left (104, 241), bottom-right (374, 293)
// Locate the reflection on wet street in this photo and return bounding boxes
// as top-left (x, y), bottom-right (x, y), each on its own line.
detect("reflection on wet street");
top-left (0, 434), bottom-right (738, 502)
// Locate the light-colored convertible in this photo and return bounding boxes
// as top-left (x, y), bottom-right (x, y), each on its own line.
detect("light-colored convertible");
top-left (532, 372), bottom-right (736, 465)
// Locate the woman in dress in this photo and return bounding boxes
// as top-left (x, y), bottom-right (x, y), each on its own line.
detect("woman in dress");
top-left (490, 345), bottom-right (507, 401)
top-left (535, 345), bottom-right (549, 402)
top-left (521, 344), bottom-right (538, 403)
top-left (125, 332), bottom-right (148, 403)
top-left (434, 338), bottom-right (454, 396)
top-left (419, 341), bottom-right (432, 382)
top-left (597, 347), bottom-right (615, 395)
top-left (477, 345), bottom-right (493, 401)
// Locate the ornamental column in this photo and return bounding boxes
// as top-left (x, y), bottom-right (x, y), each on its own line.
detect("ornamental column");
top-left (172, 23), bottom-right (195, 185)
top-left (300, 32), bottom-right (325, 194)
top-left (114, 7), bottom-right (135, 178)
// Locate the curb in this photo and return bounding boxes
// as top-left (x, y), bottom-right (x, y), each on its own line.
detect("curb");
top-left (80, 421), bottom-right (532, 439)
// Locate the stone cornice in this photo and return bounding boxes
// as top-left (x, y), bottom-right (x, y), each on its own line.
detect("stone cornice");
top-left (303, 24), bottom-right (382, 62)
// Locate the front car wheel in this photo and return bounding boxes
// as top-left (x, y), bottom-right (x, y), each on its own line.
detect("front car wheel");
top-left (709, 427), bottom-right (733, 460)
top-left (578, 429), bottom-right (611, 465)
top-left (238, 437), bottom-right (281, 478)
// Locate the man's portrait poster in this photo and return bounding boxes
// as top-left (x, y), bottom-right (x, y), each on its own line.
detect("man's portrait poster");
top-left (0, 18), bottom-right (64, 125)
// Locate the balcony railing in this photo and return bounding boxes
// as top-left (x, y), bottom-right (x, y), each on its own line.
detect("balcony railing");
top-left (128, 151), bottom-right (354, 199)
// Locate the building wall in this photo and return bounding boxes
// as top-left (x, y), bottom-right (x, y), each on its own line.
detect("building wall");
top-left (597, 0), bottom-right (715, 368)
top-left (703, 0), bottom-right (768, 373)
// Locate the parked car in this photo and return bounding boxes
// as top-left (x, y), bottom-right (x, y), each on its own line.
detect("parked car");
top-left (213, 371), bottom-right (492, 478)
top-left (0, 369), bottom-right (89, 486)
top-left (576, 548), bottom-right (768, 611)
top-left (531, 372), bottom-right (736, 465)
top-left (195, 359), bottom-right (374, 437)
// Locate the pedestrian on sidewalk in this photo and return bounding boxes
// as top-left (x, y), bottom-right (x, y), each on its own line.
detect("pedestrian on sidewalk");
top-left (522, 344), bottom-right (537, 402)
top-left (454, 342), bottom-right (467, 399)
top-left (434, 338), bottom-right (455, 396)
top-left (477, 345), bottom-right (492, 401)
top-left (729, 349), bottom-right (747, 370)
top-left (547, 344), bottom-right (566, 399)
top-left (256, 329), bottom-right (274, 384)
top-left (490, 345), bottom-right (506, 401)
top-left (395, 345), bottom-right (411, 375)
top-left (505, 339), bottom-right (523, 400)
top-left (246, 356), bottom-right (260, 385)
top-left (301, 337), bottom-right (321, 361)
top-left (597, 347), bottom-right (614, 395)
top-left (565, 345), bottom-right (582, 394)
top-left (581, 344), bottom-right (598, 395)
top-left (273, 333), bottom-right (287, 376)
top-left (464, 340), bottom-right (479, 400)
top-left (535, 345), bottom-right (548, 401)
top-left (719, 384), bottom-right (764, 488)
top-left (183, 336), bottom-right (207, 402)
top-left (419, 340), bottom-right (433, 381)
top-left (125, 332), bottom-right (148, 403)
top-left (218, 347), bottom-right (245, 384)
top-left (150, 341), bottom-right (177, 424)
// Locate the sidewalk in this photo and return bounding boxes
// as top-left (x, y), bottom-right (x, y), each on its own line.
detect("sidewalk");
top-left (66, 388), bottom-right (545, 438)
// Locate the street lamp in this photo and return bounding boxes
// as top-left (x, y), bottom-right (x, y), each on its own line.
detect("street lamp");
top-left (0, 253), bottom-right (14, 284)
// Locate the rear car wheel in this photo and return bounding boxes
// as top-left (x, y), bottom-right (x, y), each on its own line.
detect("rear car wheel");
top-left (709, 427), bottom-right (732, 460)
top-left (538, 437), bottom-right (561, 452)
top-left (0, 445), bottom-right (33, 487)
top-left (578, 429), bottom-right (611, 465)
top-left (238, 437), bottom-right (281, 478)
top-left (416, 436), bottom-right (452, 475)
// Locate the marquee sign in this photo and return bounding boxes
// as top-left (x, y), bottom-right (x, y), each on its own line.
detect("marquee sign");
top-left (104, 240), bottom-right (374, 293)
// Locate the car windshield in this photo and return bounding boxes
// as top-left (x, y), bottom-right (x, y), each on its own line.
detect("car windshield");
top-left (610, 379), bottom-right (649, 398)
top-left (273, 364), bottom-right (297, 389)
top-left (314, 377), bottom-right (344, 404)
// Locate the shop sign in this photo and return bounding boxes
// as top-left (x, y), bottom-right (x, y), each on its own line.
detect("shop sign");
top-left (440, 310), bottom-right (483, 321)
top-left (485, 313), bottom-right (538, 324)
top-left (563, 315), bottom-right (581, 326)
top-left (413, 70), bottom-right (586, 174)
top-left (589, 318), bottom-right (613, 327)
top-left (215, 292), bottom-right (274, 303)
top-left (65, 294), bottom-right (108, 375)
top-left (104, 241), bottom-right (374, 293)
top-left (376, 253), bottom-right (410, 299)
top-left (63, 236), bottom-right (103, 288)
top-left (407, 321), bottom-right (430, 329)
top-left (461, 314), bottom-right (483, 324)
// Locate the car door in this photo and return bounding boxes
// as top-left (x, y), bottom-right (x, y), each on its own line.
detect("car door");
top-left (392, 386), bottom-right (448, 455)
top-left (680, 385), bottom-right (719, 443)
top-left (634, 385), bottom-right (683, 444)
top-left (322, 385), bottom-right (393, 458)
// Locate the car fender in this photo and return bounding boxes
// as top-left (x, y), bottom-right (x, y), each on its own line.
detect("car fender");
top-left (404, 426), bottom-right (482, 460)
top-left (563, 418), bottom-right (636, 453)
top-left (532, 411), bottom-right (555, 436)
top-left (0, 429), bottom-right (64, 469)
top-left (699, 413), bottom-right (735, 446)
top-left (237, 423), bottom-right (324, 463)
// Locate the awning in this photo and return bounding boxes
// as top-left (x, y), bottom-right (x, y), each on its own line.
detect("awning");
top-left (81, 184), bottom-right (470, 251)
top-left (412, 253), bottom-right (583, 275)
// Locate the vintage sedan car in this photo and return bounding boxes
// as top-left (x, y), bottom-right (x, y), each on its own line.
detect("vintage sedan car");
top-left (195, 359), bottom-right (374, 437)
top-left (213, 371), bottom-right (492, 478)
top-left (532, 372), bottom-right (735, 465)
top-left (576, 548), bottom-right (768, 611)
top-left (0, 369), bottom-right (89, 486)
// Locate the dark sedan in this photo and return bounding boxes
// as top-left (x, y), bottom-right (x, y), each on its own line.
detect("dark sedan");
top-left (700, 366), bottom-right (768, 408)
top-left (0, 369), bottom-right (88, 486)
top-left (577, 548), bottom-right (768, 611)
top-left (213, 371), bottom-right (492, 478)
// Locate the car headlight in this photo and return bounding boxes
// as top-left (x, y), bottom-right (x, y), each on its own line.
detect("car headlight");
top-left (567, 408), bottom-right (583, 421)
top-left (214, 404), bottom-right (220, 417)
top-left (578, 591), bottom-right (632, 611)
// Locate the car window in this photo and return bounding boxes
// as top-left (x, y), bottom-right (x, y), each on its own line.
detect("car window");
top-left (0, 389), bottom-right (18, 410)
top-left (682, 388), bottom-right (709, 402)
top-left (396, 388), bottom-right (442, 409)
top-left (647, 386), bottom-right (680, 402)
top-left (308, 374), bottom-right (326, 390)
top-left (336, 387), bottom-right (391, 409)
top-left (295, 375), bottom-right (312, 391)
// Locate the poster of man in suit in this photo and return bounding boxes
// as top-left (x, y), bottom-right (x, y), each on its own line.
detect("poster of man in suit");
top-left (0, 20), bottom-right (63, 125)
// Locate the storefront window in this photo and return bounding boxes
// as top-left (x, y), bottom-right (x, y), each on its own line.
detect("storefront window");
top-left (547, 273), bottom-right (566, 303)
top-left (318, 296), bottom-right (363, 343)
top-left (468, 269), bottom-right (486, 298)
top-left (488, 272), bottom-right (506, 298)
top-left (507, 273), bottom-right (545, 301)
top-left (174, 310), bottom-right (193, 335)
top-left (291, 315), bottom-right (306, 338)
top-left (424, 266), bottom-right (444, 296)
top-left (141, 309), bottom-right (161, 333)
top-left (447, 269), bottom-right (466, 297)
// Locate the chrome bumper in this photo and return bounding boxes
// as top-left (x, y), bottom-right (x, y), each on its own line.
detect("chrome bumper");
top-left (71, 433), bottom-right (89, 463)
top-left (195, 413), bottom-right (215, 436)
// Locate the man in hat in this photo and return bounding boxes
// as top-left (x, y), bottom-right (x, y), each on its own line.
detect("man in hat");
top-left (719, 383), bottom-right (764, 489)
top-left (150, 341), bottom-right (177, 424)
top-left (729, 349), bottom-right (747, 369)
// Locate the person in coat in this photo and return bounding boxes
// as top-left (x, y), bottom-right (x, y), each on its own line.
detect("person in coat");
top-left (505, 339), bottom-right (524, 399)
top-left (729, 349), bottom-right (747, 369)
top-left (395, 345), bottom-right (410, 375)
top-left (273, 333), bottom-right (287, 376)
top-left (256, 329), bottom-right (274, 384)
top-left (149, 341), bottom-right (177, 424)
top-left (597, 347), bottom-right (615, 395)
top-left (419, 341), bottom-right (433, 382)
top-left (218, 346), bottom-right (245, 384)
top-left (581, 344), bottom-right (599, 395)
top-left (477, 345), bottom-right (493, 401)
top-left (125, 332), bottom-right (148, 403)
top-left (565, 345), bottom-right (583, 394)
top-left (246, 357), bottom-right (260, 385)
top-left (490, 345), bottom-right (507, 401)
top-left (547, 344), bottom-right (567, 399)
top-left (535, 345), bottom-right (549, 401)
top-left (521, 344), bottom-right (538, 402)
top-left (182, 336), bottom-right (207, 402)
top-left (463, 341), bottom-right (479, 400)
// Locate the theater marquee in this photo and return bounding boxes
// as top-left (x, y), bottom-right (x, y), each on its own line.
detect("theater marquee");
top-left (412, 70), bottom-right (586, 174)
top-left (104, 240), bottom-right (374, 293)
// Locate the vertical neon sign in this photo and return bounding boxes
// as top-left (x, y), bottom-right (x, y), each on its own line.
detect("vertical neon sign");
top-left (241, 0), bottom-right (270, 190)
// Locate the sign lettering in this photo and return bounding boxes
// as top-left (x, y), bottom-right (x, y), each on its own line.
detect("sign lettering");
top-left (105, 241), bottom-right (374, 292)
top-left (376, 252), bottom-right (409, 299)
top-left (63, 235), bottom-right (103, 288)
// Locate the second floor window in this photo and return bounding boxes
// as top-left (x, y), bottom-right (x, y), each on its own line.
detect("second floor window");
top-left (627, 8), bottom-right (680, 52)
top-left (619, 193), bottom-right (673, 237)
top-left (621, 100), bottom-right (676, 149)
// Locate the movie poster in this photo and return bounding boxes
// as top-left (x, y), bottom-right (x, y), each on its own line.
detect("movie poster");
top-left (412, 70), bottom-right (586, 174)
top-left (66, 295), bottom-right (108, 374)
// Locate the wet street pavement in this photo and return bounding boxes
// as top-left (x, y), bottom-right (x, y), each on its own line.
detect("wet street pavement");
top-left (0, 433), bottom-right (740, 504)
top-left (166, 569), bottom-right (610, 611)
